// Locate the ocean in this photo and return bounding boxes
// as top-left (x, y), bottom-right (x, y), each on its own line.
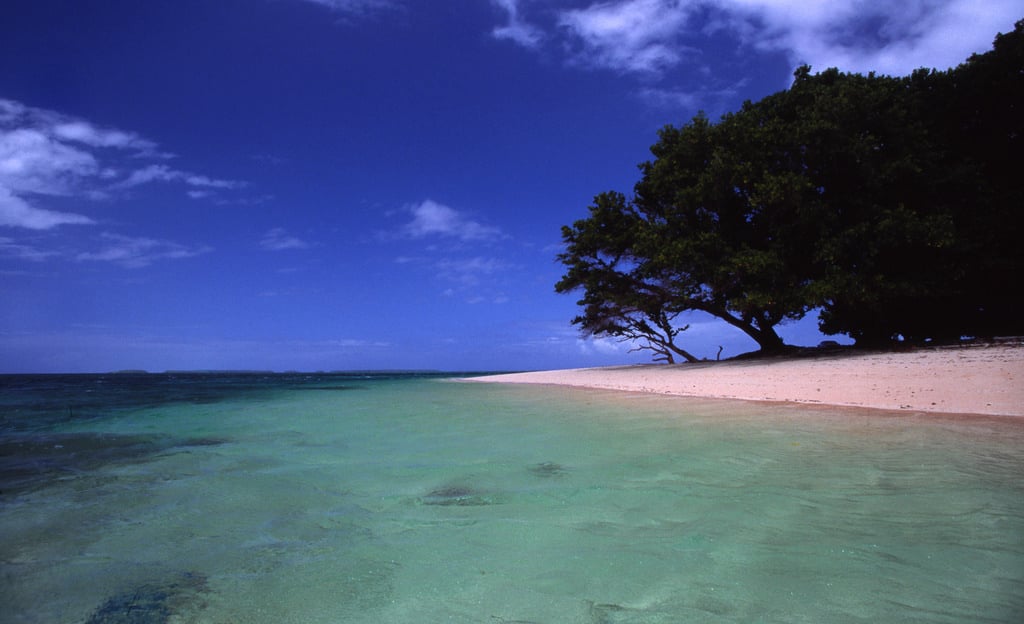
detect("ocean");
top-left (1, 372), bottom-right (1022, 623)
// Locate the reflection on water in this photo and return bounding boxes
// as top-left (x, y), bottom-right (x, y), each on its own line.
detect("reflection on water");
top-left (1, 374), bottom-right (1023, 623)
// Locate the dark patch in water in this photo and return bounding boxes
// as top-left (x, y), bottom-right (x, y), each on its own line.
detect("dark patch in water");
top-left (0, 432), bottom-right (162, 495)
top-left (177, 437), bottom-right (229, 448)
top-left (0, 374), bottom-right (283, 431)
top-left (587, 601), bottom-right (645, 624)
top-left (529, 461), bottom-right (568, 478)
top-left (85, 572), bottom-right (209, 624)
top-left (420, 484), bottom-right (496, 506)
top-left (0, 372), bottom-right (445, 433)
top-left (0, 433), bottom-right (227, 496)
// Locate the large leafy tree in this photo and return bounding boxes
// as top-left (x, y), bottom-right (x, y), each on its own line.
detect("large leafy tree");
top-left (808, 22), bottom-right (1024, 343)
top-left (558, 110), bottom-right (816, 356)
top-left (784, 67), bottom-right (962, 345)
top-left (914, 21), bottom-right (1024, 339)
top-left (558, 20), bottom-right (1024, 358)
top-left (634, 111), bottom-right (815, 352)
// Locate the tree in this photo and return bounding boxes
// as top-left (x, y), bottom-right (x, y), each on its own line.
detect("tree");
top-left (557, 21), bottom-right (1024, 358)
top-left (558, 110), bottom-right (815, 356)
top-left (782, 67), bottom-right (962, 345)
top-left (556, 192), bottom-right (699, 363)
top-left (805, 21), bottom-right (1024, 343)
top-left (925, 20), bottom-right (1024, 338)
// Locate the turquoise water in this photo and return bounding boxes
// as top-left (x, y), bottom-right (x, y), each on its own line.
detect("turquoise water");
top-left (1, 373), bottom-right (1023, 623)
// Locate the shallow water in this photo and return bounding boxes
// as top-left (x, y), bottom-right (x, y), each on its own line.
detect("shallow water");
top-left (1, 373), bottom-right (1023, 623)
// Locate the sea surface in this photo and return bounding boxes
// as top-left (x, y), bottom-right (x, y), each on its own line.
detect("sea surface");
top-left (1, 372), bottom-right (1023, 623)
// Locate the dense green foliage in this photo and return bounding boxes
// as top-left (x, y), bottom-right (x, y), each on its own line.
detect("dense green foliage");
top-left (557, 21), bottom-right (1024, 358)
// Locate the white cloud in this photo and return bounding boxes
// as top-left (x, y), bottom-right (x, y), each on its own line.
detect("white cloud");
top-left (491, 0), bottom-right (544, 48)
top-left (713, 0), bottom-right (1021, 75)
top-left (637, 78), bottom-right (748, 113)
top-left (0, 128), bottom-right (100, 197)
top-left (114, 164), bottom-right (241, 192)
top-left (435, 256), bottom-right (511, 286)
top-left (637, 86), bottom-right (699, 109)
top-left (400, 199), bottom-right (504, 242)
top-left (113, 164), bottom-right (178, 188)
top-left (215, 194), bottom-right (274, 207)
top-left (0, 99), bottom-right (158, 153)
top-left (0, 186), bottom-right (93, 230)
top-left (50, 120), bottom-right (159, 153)
top-left (299, 0), bottom-right (395, 15)
top-left (498, 1), bottom-right (1018, 78)
top-left (395, 251), bottom-right (515, 302)
top-left (577, 335), bottom-right (629, 356)
top-left (0, 97), bottom-right (243, 231)
top-left (327, 338), bottom-right (391, 348)
top-left (260, 227), bottom-right (311, 251)
top-left (0, 235), bottom-right (60, 261)
top-left (559, 0), bottom-right (696, 74)
top-left (183, 173), bottom-right (241, 189)
top-left (77, 232), bottom-right (212, 268)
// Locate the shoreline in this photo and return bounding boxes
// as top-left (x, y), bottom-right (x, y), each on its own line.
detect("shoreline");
top-left (465, 343), bottom-right (1024, 417)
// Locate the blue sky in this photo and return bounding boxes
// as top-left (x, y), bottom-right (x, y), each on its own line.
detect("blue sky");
top-left (1, 1), bottom-right (1019, 373)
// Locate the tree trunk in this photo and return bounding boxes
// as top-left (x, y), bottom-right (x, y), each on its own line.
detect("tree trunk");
top-left (668, 343), bottom-right (700, 363)
top-left (748, 325), bottom-right (787, 353)
top-left (698, 304), bottom-right (788, 353)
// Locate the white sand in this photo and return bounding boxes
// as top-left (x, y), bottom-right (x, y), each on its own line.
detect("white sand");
top-left (468, 344), bottom-right (1024, 416)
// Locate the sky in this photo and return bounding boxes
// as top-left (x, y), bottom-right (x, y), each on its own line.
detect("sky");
top-left (1, 1), bottom-right (1019, 373)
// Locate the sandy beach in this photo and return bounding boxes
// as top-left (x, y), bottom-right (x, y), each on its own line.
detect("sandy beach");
top-left (469, 343), bottom-right (1024, 417)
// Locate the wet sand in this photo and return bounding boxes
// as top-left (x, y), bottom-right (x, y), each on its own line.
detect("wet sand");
top-left (468, 344), bottom-right (1024, 416)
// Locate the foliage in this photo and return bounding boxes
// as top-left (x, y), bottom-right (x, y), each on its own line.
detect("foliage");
top-left (556, 192), bottom-right (699, 363)
top-left (809, 22), bottom-right (1024, 343)
top-left (557, 20), bottom-right (1024, 356)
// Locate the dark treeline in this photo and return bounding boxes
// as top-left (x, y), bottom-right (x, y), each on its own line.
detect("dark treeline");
top-left (556, 21), bottom-right (1024, 362)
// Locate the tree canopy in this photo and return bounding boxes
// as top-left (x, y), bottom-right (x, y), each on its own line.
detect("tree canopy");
top-left (557, 20), bottom-right (1024, 359)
